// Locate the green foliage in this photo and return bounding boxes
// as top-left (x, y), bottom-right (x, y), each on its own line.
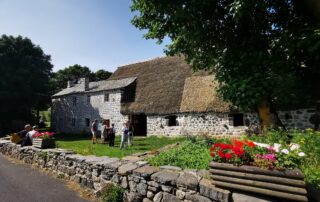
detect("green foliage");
top-left (246, 129), bottom-right (290, 145)
top-left (147, 140), bottom-right (211, 170)
top-left (39, 151), bottom-right (48, 161)
top-left (52, 64), bottom-right (92, 92)
top-left (94, 69), bottom-right (112, 81)
top-left (131, 0), bottom-right (320, 110)
top-left (100, 183), bottom-right (124, 202)
top-left (0, 35), bottom-right (53, 133)
top-left (247, 129), bottom-right (320, 190)
top-left (52, 65), bottom-right (112, 92)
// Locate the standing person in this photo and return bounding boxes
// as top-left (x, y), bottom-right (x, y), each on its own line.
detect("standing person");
top-left (109, 124), bottom-right (116, 147)
top-left (91, 119), bottom-right (98, 144)
top-left (128, 122), bottom-right (134, 146)
top-left (101, 120), bottom-right (110, 144)
top-left (120, 122), bottom-right (129, 149)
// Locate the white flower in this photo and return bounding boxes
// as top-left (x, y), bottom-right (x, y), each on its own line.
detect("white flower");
top-left (290, 144), bottom-right (300, 151)
top-left (254, 142), bottom-right (270, 148)
top-left (298, 152), bottom-right (306, 157)
top-left (281, 149), bottom-right (289, 154)
top-left (273, 143), bottom-right (282, 152)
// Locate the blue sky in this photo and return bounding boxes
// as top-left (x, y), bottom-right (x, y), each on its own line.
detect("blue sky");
top-left (0, 0), bottom-right (169, 72)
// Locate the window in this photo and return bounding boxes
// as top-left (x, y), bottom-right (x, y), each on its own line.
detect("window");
top-left (166, 115), bottom-right (178, 127)
top-left (87, 95), bottom-right (91, 104)
top-left (104, 93), bottom-right (109, 102)
top-left (72, 96), bottom-right (77, 106)
top-left (71, 118), bottom-right (76, 127)
top-left (233, 113), bottom-right (244, 126)
top-left (85, 118), bottom-right (90, 127)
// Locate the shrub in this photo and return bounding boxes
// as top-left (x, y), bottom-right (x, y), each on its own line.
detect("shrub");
top-left (247, 129), bottom-right (320, 190)
top-left (100, 183), bottom-right (124, 202)
top-left (147, 140), bottom-right (211, 169)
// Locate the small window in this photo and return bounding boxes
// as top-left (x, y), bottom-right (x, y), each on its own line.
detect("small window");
top-left (87, 95), bottom-right (91, 104)
top-left (85, 118), bottom-right (90, 127)
top-left (72, 96), bottom-right (77, 106)
top-left (166, 115), bottom-right (178, 127)
top-left (71, 118), bottom-right (76, 127)
top-left (104, 93), bottom-right (109, 102)
top-left (233, 113), bottom-right (244, 126)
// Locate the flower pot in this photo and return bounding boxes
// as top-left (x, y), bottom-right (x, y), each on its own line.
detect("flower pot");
top-left (33, 138), bottom-right (55, 149)
top-left (209, 162), bottom-right (308, 202)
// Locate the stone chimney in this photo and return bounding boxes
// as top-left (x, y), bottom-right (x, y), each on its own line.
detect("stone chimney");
top-left (79, 78), bottom-right (89, 91)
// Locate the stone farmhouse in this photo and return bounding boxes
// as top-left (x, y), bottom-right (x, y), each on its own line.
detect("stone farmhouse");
top-left (51, 56), bottom-right (316, 136)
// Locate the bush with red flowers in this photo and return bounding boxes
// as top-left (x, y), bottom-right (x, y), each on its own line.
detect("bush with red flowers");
top-left (210, 139), bottom-right (256, 165)
top-left (209, 139), bottom-right (305, 169)
top-left (32, 132), bottom-right (55, 140)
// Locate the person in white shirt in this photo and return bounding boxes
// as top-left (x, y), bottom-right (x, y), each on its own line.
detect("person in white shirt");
top-left (26, 125), bottom-right (40, 145)
top-left (120, 122), bottom-right (129, 149)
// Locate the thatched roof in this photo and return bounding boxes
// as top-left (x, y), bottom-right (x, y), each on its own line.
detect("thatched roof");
top-left (180, 76), bottom-right (230, 113)
top-left (52, 77), bottom-right (136, 97)
top-left (108, 56), bottom-right (230, 115)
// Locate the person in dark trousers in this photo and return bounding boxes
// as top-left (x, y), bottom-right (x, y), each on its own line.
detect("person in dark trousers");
top-left (128, 122), bottom-right (134, 146)
top-left (109, 124), bottom-right (116, 147)
top-left (101, 120), bottom-right (110, 144)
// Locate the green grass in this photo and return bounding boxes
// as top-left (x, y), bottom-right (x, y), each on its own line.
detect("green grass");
top-left (55, 133), bottom-right (185, 159)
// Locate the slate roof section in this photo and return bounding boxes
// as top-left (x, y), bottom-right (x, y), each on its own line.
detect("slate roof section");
top-left (52, 77), bottom-right (136, 97)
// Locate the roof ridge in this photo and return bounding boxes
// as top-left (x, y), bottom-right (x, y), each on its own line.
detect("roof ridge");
top-left (116, 55), bottom-right (167, 70)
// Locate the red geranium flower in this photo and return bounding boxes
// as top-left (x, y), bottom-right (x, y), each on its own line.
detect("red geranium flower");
top-left (225, 153), bottom-right (233, 160)
top-left (218, 150), bottom-right (225, 158)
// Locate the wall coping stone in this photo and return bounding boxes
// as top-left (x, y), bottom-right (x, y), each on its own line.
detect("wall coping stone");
top-left (160, 165), bottom-right (182, 171)
top-left (151, 170), bottom-right (180, 186)
top-left (133, 165), bottom-right (159, 178)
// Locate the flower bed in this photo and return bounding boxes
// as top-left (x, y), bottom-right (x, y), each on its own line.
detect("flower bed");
top-left (209, 139), bottom-right (308, 201)
top-left (32, 132), bottom-right (55, 149)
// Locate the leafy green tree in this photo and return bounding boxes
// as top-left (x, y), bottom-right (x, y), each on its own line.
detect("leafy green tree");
top-left (131, 0), bottom-right (320, 127)
top-left (92, 69), bottom-right (112, 81)
top-left (0, 35), bottom-right (53, 133)
top-left (52, 65), bottom-right (112, 92)
top-left (52, 64), bottom-right (92, 92)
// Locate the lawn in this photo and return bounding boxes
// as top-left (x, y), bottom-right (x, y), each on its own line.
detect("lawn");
top-left (55, 134), bottom-right (185, 159)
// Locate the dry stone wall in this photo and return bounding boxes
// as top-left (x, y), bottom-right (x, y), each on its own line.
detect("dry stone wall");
top-left (0, 140), bottom-right (280, 202)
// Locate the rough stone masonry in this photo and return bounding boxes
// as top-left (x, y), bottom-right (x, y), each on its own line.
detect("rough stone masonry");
top-left (0, 140), bottom-right (281, 202)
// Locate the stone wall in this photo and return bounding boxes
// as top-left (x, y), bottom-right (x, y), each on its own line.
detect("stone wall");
top-left (278, 108), bottom-right (316, 130)
top-left (147, 113), bottom-right (260, 136)
top-left (0, 140), bottom-right (237, 202)
top-left (52, 90), bottom-right (128, 135)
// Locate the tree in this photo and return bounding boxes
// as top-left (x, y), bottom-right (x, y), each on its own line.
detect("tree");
top-left (52, 64), bottom-right (92, 92)
top-left (0, 35), bottom-right (53, 133)
top-left (92, 69), bottom-right (112, 81)
top-left (52, 65), bottom-right (112, 92)
top-left (131, 0), bottom-right (320, 128)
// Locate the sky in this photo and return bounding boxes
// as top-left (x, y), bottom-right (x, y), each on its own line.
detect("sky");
top-left (0, 0), bottom-right (170, 72)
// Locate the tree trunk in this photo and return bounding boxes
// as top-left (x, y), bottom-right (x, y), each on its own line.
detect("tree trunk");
top-left (257, 101), bottom-right (271, 130)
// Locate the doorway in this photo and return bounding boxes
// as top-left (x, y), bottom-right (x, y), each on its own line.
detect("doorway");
top-left (130, 114), bottom-right (147, 136)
